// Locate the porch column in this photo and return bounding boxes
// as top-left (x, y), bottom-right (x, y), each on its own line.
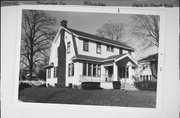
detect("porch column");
top-left (113, 63), bottom-right (118, 81)
top-left (128, 64), bottom-right (132, 79)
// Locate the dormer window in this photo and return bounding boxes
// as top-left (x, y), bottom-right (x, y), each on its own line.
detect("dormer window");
top-left (96, 43), bottom-right (101, 54)
top-left (67, 42), bottom-right (70, 53)
top-left (119, 48), bottom-right (123, 54)
top-left (107, 45), bottom-right (114, 52)
top-left (107, 45), bottom-right (111, 51)
top-left (83, 40), bottom-right (89, 52)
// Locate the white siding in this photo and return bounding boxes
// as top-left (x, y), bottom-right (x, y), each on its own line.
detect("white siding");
top-left (76, 38), bottom-right (129, 58)
top-left (64, 31), bottom-right (77, 86)
top-left (46, 33), bottom-right (60, 86)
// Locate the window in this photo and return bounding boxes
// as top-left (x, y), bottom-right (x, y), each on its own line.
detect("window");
top-left (96, 43), bottom-right (101, 54)
top-left (68, 63), bottom-right (74, 77)
top-left (67, 42), bottom-right (70, 53)
top-left (83, 40), bottom-right (89, 51)
top-left (143, 75), bottom-right (145, 81)
top-left (97, 65), bottom-right (101, 77)
top-left (146, 75), bottom-right (149, 81)
top-left (140, 75), bottom-right (143, 81)
top-left (82, 63), bottom-right (87, 76)
top-left (111, 47), bottom-right (114, 52)
top-left (126, 67), bottom-right (129, 78)
top-left (82, 63), bottom-right (101, 77)
top-left (68, 64), bottom-right (71, 76)
top-left (119, 48), bottom-right (123, 54)
top-left (48, 69), bottom-right (51, 78)
top-left (72, 63), bottom-right (74, 76)
top-left (128, 50), bottom-right (131, 55)
top-left (54, 67), bottom-right (58, 78)
top-left (88, 63), bottom-right (92, 76)
top-left (107, 45), bottom-right (114, 52)
top-left (107, 45), bottom-right (111, 51)
top-left (93, 64), bottom-right (97, 76)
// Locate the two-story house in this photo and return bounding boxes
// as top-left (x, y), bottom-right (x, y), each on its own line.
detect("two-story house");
top-left (135, 53), bottom-right (158, 82)
top-left (45, 20), bottom-right (138, 88)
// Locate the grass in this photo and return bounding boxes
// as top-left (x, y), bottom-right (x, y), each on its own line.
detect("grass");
top-left (19, 87), bottom-right (156, 108)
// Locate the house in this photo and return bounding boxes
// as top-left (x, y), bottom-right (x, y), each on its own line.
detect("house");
top-left (135, 53), bottom-right (158, 82)
top-left (45, 20), bottom-right (138, 88)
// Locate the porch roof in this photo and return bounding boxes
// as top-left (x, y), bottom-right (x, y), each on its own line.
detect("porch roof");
top-left (72, 53), bottom-right (137, 66)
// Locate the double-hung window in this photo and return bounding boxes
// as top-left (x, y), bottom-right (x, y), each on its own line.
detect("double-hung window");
top-left (68, 63), bottom-right (74, 77)
top-left (96, 43), bottom-right (101, 54)
top-left (67, 42), bottom-right (70, 53)
top-left (83, 40), bottom-right (89, 52)
top-left (54, 67), bottom-right (58, 78)
top-left (48, 69), bottom-right (51, 78)
top-left (107, 45), bottom-right (114, 52)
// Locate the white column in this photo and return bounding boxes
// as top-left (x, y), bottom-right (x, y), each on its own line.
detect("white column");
top-left (128, 65), bottom-right (132, 79)
top-left (113, 63), bottom-right (118, 81)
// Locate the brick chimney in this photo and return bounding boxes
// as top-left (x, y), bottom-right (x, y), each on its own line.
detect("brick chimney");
top-left (60, 20), bottom-right (67, 28)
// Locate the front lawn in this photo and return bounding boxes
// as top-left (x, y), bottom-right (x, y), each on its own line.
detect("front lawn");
top-left (19, 88), bottom-right (156, 108)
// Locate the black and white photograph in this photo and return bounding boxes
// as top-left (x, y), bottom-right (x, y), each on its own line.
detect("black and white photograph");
top-left (18, 9), bottom-right (160, 108)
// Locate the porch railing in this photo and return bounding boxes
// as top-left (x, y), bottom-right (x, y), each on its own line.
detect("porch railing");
top-left (79, 74), bottom-right (113, 83)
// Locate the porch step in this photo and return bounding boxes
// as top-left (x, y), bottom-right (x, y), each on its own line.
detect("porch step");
top-left (100, 82), bottom-right (113, 89)
top-left (122, 82), bottom-right (138, 91)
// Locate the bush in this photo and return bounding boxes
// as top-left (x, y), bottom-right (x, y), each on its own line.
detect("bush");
top-left (38, 84), bottom-right (46, 88)
top-left (134, 81), bottom-right (157, 91)
top-left (81, 82), bottom-right (101, 90)
top-left (19, 82), bottom-right (32, 91)
top-left (113, 81), bottom-right (121, 89)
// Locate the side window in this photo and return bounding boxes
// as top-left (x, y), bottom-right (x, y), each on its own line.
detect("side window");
top-left (48, 69), bottom-right (51, 78)
top-left (68, 63), bottom-right (74, 77)
top-left (54, 67), bottom-right (58, 78)
top-left (67, 42), bottom-right (70, 53)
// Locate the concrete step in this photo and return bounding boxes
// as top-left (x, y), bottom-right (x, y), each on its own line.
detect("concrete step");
top-left (121, 82), bottom-right (138, 91)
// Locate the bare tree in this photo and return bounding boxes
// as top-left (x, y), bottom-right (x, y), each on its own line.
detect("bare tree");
top-left (131, 15), bottom-right (160, 47)
top-left (97, 22), bottom-right (127, 41)
top-left (21, 10), bottom-right (56, 80)
top-left (132, 15), bottom-right (160, 79)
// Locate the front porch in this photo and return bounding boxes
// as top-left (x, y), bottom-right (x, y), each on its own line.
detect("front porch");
top-left (79, 54), bottom-right (138, 84)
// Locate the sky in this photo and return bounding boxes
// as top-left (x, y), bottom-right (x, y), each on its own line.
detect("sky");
top-left (42, 10), bottom-right (158, 60)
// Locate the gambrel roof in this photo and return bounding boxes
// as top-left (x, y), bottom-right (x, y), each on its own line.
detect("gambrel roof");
top-left (67, 28), bottom-right (134, 51)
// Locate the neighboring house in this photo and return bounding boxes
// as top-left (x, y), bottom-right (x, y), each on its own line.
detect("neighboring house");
top-left (45, 20), bottom-right (138, 88)
top-left (135, 53), bottom-right (158, 82)
top-left (19, 67), bottom-right (38, 81)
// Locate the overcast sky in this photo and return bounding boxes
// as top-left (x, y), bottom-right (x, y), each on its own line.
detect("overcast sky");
top-left (43, 10), bottom-right (158, 60)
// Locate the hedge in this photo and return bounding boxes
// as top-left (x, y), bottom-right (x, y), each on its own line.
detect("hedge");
top-left (81, 82), bottom-right (101, 90)
top-left (134, 81), bottom-right (157, 91)
top-left (19, 82), bottom-right (32, 91)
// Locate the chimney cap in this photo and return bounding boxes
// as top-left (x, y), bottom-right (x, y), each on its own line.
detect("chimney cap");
top-left (61, 20), bottom-right (67, 28)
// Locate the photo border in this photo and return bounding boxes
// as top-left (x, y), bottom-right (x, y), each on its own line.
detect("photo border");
top-left (13, 5), bottom-right (166, 116)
